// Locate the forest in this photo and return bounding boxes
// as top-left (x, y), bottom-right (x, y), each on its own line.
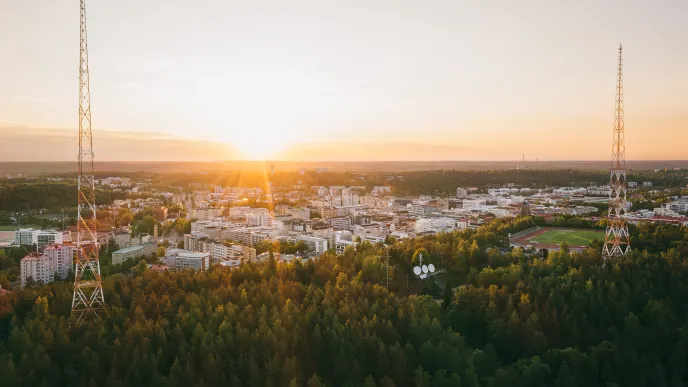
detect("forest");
top-left (0, 182), bottom-right (123, 212)
top-left (1, 217), bottom-right (688, 386)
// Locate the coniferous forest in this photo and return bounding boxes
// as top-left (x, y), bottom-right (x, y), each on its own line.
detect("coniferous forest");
top-left (1, 218), bottom-right (688, 386)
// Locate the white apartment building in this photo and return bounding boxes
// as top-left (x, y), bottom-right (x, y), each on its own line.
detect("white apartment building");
top-left (296, 235), bottom-right (328, 255)
top-left (15, 229), bottom-right (38, 246)
top-left (229, 206), bottom-right (252, 219)
top-left (342, 194), bottom-right (359, 207)
top-left (552, 187), bottom-right (587, 196)
top-left (587, 186), bottom-right (611, 196)
top-left (414, 218), bottom-right (456, 233)
top-left (43, 244), bottom-right (76, 280)
top-left (36, 230), bottom-right (64, 250)
top-left (14, 229), bottom-right (64, 250)
top-left (210, 242), bottom-right (256, 262)
top-left (456, 188), bottom-right (469, 198)
top-left (330, 216), bottom-right (353, 230)
top-left (643, 181), bottom-right (653, 187)
top-left (184, 232), bottom-right (210, 252)
top-left (175, 251), bottom-right (210, 271)
top-left (246, 209), bottom-right (273, 227)
top-left (20, 254), bottom-right (54, 287)
top-left (192, 207), bottom-right (223, 221)
top-left (333, 231), bottom-right (356, 254)
top-left (628, 181), bottom-right (638, 188)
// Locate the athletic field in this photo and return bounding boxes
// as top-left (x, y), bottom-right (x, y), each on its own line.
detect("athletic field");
top-left (511, 227), bottom-right (605, 249)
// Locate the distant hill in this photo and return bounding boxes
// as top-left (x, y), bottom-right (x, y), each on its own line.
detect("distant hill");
top-left (1, 160), bottom-right (687, 175)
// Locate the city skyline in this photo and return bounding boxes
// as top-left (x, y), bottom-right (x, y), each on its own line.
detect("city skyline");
top-left (2, 0), bottom-right (687, 161)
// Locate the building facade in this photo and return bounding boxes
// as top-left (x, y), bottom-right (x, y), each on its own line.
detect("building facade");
top-left (20, 254), bottom-right (53, 287)
top-left (112, 243), bottom-right (156, 265)
top-left (43, 243), bottom-right (76, 280)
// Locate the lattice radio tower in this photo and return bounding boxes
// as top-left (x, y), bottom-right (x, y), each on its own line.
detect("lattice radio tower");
top-left (602, 44), bottom-right (630, 259)
top-left (72, 0), bottom-right (104, 323)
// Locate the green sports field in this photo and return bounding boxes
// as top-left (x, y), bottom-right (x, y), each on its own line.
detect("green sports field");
top-left (529, 229), bottom-right (605, 247)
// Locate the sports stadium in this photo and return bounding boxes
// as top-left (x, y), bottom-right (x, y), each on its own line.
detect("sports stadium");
top-left (510, 227), bottom-right (605, 252)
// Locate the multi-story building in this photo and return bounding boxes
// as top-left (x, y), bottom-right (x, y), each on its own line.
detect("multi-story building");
top-left (175, 251), bottom-right (210, 271)
top-left (587, 186), bottom-right (611, 196)
top-left (229, 206), bottom-right (252, 219)
top-left (14, 229), bottom-right (38, 246)
top-left (330, 216), bottom-right (353, 230)
top-left (287, 207), bottom-right (311, 220)
top-left (192, 207), bottom-right (223, 221)
top-left (154, 207), bottom-right (168, 222)
top-left (14, 229), bottom-right (64, 249)
top-left (36, 230), bottom-right (63, 250)
top-left (342, 194), bottom-right (359, 207)
top-left (246, 208), bottom-right (273, 227)
top-left (407, 205), bottom-right (440, 217)
top-left (643, 181), bottom-right (653, 187)
top-left (113, 230), bottom-right (132, 249)
top-left (414, 218), bottom-right (456, 233)
top-left (296, 235), bottom-right (329, 254)
top-left (20, 254), bottom-right (53, 287)
top-left (184, 232), bottom-right (210, 252)
top-left (43, 243), bottom-right (76, 280)
top-left (333, 231), bottom-right (357, 255)
top-left (112, 243), bottom-right (156, 265)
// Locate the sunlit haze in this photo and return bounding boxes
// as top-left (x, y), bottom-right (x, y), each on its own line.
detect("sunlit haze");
top-left (1, 0), bottom-right (687, 161)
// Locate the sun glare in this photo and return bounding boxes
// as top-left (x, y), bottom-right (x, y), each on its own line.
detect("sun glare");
top-left (220, 130), bottom-right (289, 161)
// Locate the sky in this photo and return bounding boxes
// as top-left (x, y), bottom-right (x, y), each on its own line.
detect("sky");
top-left (1, 0), bottom-right (687, 161)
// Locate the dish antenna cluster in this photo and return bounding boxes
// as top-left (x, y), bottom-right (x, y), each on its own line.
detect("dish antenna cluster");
top-left (412, 254), bottom-right (436, 280)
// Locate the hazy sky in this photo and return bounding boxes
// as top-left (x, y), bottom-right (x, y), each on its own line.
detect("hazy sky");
top-left (1, 0), bottom-right (687, 161)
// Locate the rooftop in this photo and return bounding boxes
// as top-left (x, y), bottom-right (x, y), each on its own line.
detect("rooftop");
top-left (113, 243), bottom-right (152, 254)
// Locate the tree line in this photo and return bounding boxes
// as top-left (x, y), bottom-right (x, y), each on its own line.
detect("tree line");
top-left (0, 216), bottom-right (687, 386)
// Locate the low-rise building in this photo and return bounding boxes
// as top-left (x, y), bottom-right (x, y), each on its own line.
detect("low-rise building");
top-left (112, 243), bottom-right (156, 265)
top-left (174, 251), bottom-right (210, 271)
top-left (296, 235), bottom-right (329, 254)
top-left (192, 207), bottom-right (223, 221)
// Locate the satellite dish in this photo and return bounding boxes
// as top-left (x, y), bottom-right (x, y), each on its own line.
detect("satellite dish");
top-left (413, 266), bottom-right (422, 276)
top-left (428, 264), bottom-right (435, 273)
top-left (422, 265), bottom-right (428, 273)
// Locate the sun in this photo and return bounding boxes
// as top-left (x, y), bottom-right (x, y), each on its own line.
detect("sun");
top-left (220, 129), bottom-right (289, 161)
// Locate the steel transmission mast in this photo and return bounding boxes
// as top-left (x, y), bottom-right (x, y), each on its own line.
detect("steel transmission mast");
top-left (72, 0), bottom-right (104, 323)
top-left (602, 44), bottom-right (630, 259)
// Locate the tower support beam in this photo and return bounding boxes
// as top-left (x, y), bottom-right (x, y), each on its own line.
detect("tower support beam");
top-left (603, 44), bottom-right (631, 259)
top-left (72, 0), bottom-right (104, 323)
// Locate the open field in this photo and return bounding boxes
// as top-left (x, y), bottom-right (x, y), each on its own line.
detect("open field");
top-left (511, 227), bottom-right (605, 249)
top-left (531, 229), bottom-right (605, 246)
top-left (0, 225), bottom-right (39, 231)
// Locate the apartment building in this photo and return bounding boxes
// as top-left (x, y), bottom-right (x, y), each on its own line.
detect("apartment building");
top-left (43, 243), bottom-right (76, 280)
top-left (20, 254), bottom-right (53, 287)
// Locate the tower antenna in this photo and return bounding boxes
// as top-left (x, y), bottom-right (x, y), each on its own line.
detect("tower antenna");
top-left (72, 0), bottom-right (104, 323)
top-left (602, 44), bottom-right (630, 259)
